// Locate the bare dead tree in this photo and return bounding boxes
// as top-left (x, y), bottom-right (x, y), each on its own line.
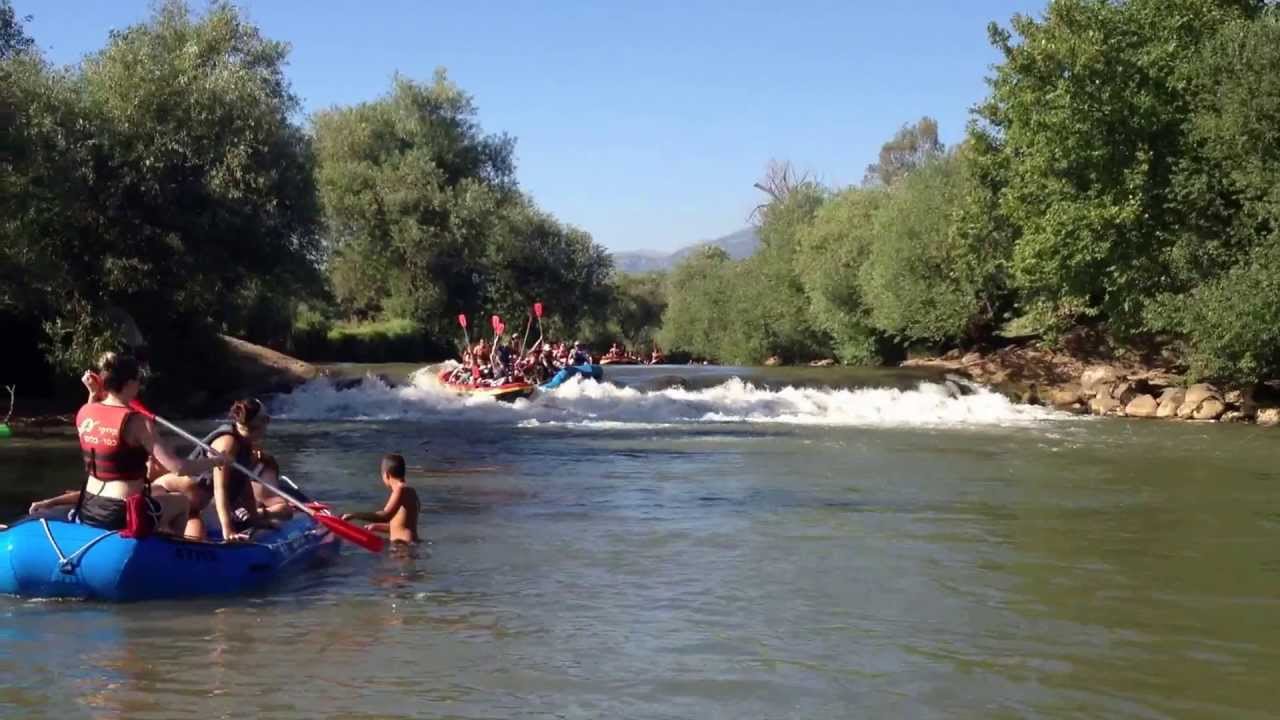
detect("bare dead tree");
top-left (2, 385), bottom-right (14, 425)
top-left (749, 159), bottom-right (815, 223)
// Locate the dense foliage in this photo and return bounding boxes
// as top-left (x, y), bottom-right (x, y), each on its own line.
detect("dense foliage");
top-left (1, 1), bottom-right (616, 401)
top-left (659, 1), bottom-right (1280, 384)
top-left (6, 0), bottom-right (1280, 398)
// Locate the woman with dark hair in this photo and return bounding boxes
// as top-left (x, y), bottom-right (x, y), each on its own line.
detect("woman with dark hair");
top-left (203, 398), bottom-right (278, 542)
top-left (73, 352), bottom-right (228, 533)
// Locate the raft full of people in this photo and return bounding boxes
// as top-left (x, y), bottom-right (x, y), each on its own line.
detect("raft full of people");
top-left (437, 308), bottom-right (665, 399)
top-left (0, 352), bottom-right (422, 602)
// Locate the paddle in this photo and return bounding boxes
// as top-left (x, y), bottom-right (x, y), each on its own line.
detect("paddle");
top-left (518, 308), bottom-right (534, 358)
top-left (533, 302), bottom-right (545, 352)
top-left (457, 313), bottom-right (470, 355)
top-left (127, 400), bottom-right (385, 552)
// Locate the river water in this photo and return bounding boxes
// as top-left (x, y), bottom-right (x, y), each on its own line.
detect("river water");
top-left (1, 365), bottom-right (1278, 719)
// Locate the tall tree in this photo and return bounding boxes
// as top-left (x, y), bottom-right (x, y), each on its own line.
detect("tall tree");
top-left (863, 117), bottom-right (944, 187)
top-left (970, 0), bottom-right (1262, 335)
top-left (0, 0), bottom-right (33, 59)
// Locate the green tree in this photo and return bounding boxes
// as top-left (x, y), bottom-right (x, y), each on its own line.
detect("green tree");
top-left (1147, 10), bottom-right (1280, 382)
top-left (863, 116), bottom-right (944, 187)
top-left (794, 187), bottom-right (885, 363)
top-left (745, 180), bottom-right (831, 362)
top-left (860, 150), bottom-right (997, 343)
top-left (314, 72), bottom-right (513, 326)
top-left (972, 0), bottom-right (1263, 335)
top-left (658, 247), bottom-right (735, 360)
top-left (315, 70), bottom-right (611, 345)
top-left (2, 0), bottom-right (322, 401)
top-left (0, 0), bottom-right (32, 59)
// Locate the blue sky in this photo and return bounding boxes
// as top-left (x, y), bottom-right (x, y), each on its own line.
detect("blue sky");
top-left (15, 0), bottom-right (1045, 253)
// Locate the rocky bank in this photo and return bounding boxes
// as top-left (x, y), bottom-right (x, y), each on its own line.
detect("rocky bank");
top-left (901, 341), bottom-right (1280, 427)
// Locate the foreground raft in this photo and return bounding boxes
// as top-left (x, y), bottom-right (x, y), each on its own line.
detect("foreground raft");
top-left (0, 514), bottom-right (339, 602)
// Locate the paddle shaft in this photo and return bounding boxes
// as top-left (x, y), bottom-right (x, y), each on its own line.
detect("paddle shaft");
top-left (518, 312), bottom-right (533, 358)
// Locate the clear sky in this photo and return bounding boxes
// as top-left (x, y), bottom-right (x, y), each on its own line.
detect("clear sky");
top-left (15, 0), bottom-right (1045, 253)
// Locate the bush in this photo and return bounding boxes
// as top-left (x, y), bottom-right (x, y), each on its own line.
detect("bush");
top-left (293, 318), bottom-right (444, 363)
top-left (859, 152), bottom-right (988, 343)
top-left (1151, 237), bottom-right (1280, 384)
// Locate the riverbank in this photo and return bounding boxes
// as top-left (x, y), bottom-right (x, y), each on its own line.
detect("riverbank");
top-left (902, 333), bottom-right (1280, 427)
top-left (3, 336), bottom-right (322, 430)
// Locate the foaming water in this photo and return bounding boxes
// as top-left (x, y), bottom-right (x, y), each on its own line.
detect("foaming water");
top-left (271, 365), bottom-right (1062, 429)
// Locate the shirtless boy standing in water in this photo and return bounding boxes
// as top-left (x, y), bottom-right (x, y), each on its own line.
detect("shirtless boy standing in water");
top-left (342, 453), bottom-right (420, 544)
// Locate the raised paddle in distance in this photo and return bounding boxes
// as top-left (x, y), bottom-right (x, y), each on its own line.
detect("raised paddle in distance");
top-left (518, 303), bottom-right (538, 357)
top-left (457, 313), bottom-right (471, 353)
top-left (127, 400), bottom-right (385, 552)
top-left (532, 301), bottom-right (545, 349)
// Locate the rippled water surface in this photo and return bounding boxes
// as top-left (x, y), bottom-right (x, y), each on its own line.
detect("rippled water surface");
top-left (2, 366), bottom-right (1279, 719)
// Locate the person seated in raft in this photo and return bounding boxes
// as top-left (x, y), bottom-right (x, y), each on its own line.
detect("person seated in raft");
top-left (471, 338), bottom-right (491, 367)
top-left (71, 352), bottom-right (229, 534)
top-left (198, 398), bottom-right (278, 542)
top-left (248, 451), bottom-right (293, 522)
top-left (569, 341), bottom-right (592, 367)
top-left (650, 345), bottom-right (665, 365)
top-left (341, 453), bottom-right (420, 545)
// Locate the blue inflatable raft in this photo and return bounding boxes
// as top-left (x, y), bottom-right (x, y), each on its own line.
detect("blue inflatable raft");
top-left (540, 363), bottom-right (604, 390)
top-left (0, 514), bottom-right (339, 602)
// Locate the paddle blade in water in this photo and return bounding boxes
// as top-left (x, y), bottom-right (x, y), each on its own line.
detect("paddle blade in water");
top-left (534, 302), bottom-right (543, 318)
top-left (316, 514), bottom-right (385, 553)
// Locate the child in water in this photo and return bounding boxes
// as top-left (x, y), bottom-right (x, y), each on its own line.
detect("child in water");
top-left (342, 453), bottom-right (420, 544)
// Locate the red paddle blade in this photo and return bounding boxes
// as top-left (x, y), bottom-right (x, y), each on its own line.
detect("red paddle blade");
top-left (534, 302), bottom-right (543, 318)
top-left (315, 514), bottom-right (385, 553)
top-left (457, 314), bottom-right (468, 329)
top-left (490, 314), bottom-right (502, 333)
top-left (127, 398), bottom-right (156, 419)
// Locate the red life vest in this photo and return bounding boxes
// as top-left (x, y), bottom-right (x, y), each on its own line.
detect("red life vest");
top-left (75, 402), bottom-right (149, 481)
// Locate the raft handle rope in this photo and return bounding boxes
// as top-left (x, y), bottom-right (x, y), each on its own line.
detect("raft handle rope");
top-left (39, 518), bottom-right (119, 574)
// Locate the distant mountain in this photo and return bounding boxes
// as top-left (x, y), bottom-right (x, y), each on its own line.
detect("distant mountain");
top-left (612, 227), bottom-right (760, 274)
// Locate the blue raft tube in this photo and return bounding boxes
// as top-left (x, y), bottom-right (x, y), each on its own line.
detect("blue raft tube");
top-left (0, 512), bottom-right (340, 602)
top-left (539, 363), bottom-right (604, 390)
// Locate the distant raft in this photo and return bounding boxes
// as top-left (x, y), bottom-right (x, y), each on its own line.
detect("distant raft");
top-left (0, 514), bottom-right (340, 602)
top-left (540, 363), bottom-right (604, 390)
top-left (436, 369), bottom-right (536, 402)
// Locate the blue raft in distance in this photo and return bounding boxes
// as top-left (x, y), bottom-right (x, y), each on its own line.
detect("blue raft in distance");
top-left (539, 363), bottom-right (604, 390)
top-left (0, 514), bottom-right (339, 602)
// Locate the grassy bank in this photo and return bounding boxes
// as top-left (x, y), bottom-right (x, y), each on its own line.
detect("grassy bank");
top-left (291, 318), bottom-right (449, 364)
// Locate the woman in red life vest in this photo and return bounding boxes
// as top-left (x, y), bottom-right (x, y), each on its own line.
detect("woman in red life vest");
top-left (75, 352), bottom-right (229, 532)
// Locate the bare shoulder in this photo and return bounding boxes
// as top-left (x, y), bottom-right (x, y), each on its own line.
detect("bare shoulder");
top-left (123, 412), bottom-right (154, 445)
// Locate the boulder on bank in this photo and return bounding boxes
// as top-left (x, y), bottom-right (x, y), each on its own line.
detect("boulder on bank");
top-left (1183, 383), bottom-right (1217, 408)
top-left (1048, 384), bottom-right (1083, 408)
top-left (1089, 395), bottom-right (1121, 416)
top-left (809, 358), bottom-right (837, 367)
top-left (1124, 394), bottom-right (1159, 418)
top-left (1156, 388), bottom-right (1185, 418)
top-left (1111, 381), bottom-right (1138, 405)
top-left (764, 356), bottom-right (783, 367)
top-left (1258, 408), bottom-right (1280, 427)
top-left (1176, 383), bottom-right (1221, 419)
top-left (1081, 365), bottom-right (1121, 397)
top-left (1192, 398), bottom-right (1227, 421)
